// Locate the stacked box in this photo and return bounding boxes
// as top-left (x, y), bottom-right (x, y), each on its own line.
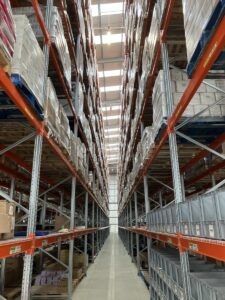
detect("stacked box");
top-left (0, 200), bottom-right (15, 239)
top-left (59, 105), bottom-right (70, 153)
top-left (13, 6), bottom-right (71, 89)
top-left (44, 78), bottom-right (60, 140)
top-left (54, 215), bottom-right (69, 231)
top-left (182, 0), bottom-right (218, 63)
top-left (142, 5), bottom-right (160, 84)
top-left (152, 69), bottom-right (225, 134)
top-left (12, 15), bottom-right (45, 108)
top-left (141, 126), bottom-right (155, 159)
top-left (70, 131), bottom-right (78, 168)
top-left (158, 0), bottom-right (167, 22)
top-left (0, 0), bottom-right (16, 71)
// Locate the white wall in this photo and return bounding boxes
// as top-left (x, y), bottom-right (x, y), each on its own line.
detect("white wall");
top-left (108, 175), bottom-right (118, 232)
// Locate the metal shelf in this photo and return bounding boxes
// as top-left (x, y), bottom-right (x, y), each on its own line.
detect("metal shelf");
top-left (120, 226), bottom-right (225, 264)
top-left (0, 227), bottom-right (110, 260)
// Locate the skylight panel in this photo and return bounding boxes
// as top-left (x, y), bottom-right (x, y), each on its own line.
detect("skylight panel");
top-left (94, 33), bottom-right (124, 45)
top-left (91, 3), bottom-right (123, 17)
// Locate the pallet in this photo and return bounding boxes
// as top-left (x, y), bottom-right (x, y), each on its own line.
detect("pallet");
top-left (154, 116), bottom-right (225, 145)
top-left (187, 0), bottom-right (225, 77)
top-left (31, 272), bottom-right (85, 298)
top-left (0, 232), bottom-right (14, 240)
top-left (11, 74), bottom-right (44, 120)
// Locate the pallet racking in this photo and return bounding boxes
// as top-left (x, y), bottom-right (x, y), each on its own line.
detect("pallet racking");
top-left (119, 0), bottom-right (225, 299)
top-left (0, 0), bottom-right (109, 298)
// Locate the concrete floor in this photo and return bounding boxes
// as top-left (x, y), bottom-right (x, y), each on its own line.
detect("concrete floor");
top-left (73, 233), bottom-right (149, 300)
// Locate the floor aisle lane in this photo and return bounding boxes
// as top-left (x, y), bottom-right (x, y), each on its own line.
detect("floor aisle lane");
top-left (73, 233), bottom-right (149, 300)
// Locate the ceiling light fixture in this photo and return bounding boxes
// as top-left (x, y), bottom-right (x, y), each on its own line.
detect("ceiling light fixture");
top-left (107, 26), bottom-right (111, 45)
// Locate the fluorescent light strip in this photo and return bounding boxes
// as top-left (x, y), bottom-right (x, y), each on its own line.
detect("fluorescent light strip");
top-left (102, 105), bottom-right (121, 112)
top-left (107, 143), bottom-right (119, 147)
top-left (94, 33), bottom-right (125, 45)
top-left (105, 134), bottom-right (120, 138)
top-left (100, 86), bottom-right (122, 93)
top-left (104, 128), bottom-right (120, 132)
top-left (91, 3), bottom-right (123, 17)
top-left (103, 115), bottom-right (120, 120)
top-left (98, 70), bottom-right (123, 78)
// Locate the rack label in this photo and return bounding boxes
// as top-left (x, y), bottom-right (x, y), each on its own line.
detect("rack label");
top-left (10, 245), bottom-right (21, 255)
top-left (189, 243), bottom-right (198, 251)
top-left (42, 240), bottom-right (48, 247)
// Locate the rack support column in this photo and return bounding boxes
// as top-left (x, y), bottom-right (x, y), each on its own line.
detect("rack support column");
top-left (129, 200), bottom-right (134, 262)
top-left (84, 191), bottom-right (89, 275)
top-left (92, 201), bottom-right (95, 262)
top-left (68, 177), bottom-right (76, 299)
top-left (161, 42), bottom-right (191, 299)
top-left (21, 135), bottom-right (43, 299)
top-left (134, 192), bottom-right (140, 274)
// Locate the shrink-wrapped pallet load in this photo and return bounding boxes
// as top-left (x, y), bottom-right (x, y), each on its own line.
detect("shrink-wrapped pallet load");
top-left (12, 15), bottom-right (45, 109)
top-left (182, 0), bottom-right (225, 76)
top-left (44, 78), bottom-right (61, 140)
top-left (141, 126), bottom-right (155, 160)
top-left (70, 131), bottom-right (79, 168)
top-left (13, 6), bottom-right (71, 89)
top-left (141, 5), bottom-right (159, 89)
top-left (152, 69), bottom-right (225, 135)
top-left (59, 105), bottom-right (70, 153)
top-left (182, 0), bottom-right (218, 63)
top-left (0, 0), bottom-right (16, 71)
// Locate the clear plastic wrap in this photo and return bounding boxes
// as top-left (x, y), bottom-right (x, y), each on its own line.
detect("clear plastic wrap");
top-left (145, 5), bottom-right (160, 74)
top-left (12, 15), bottom-right (45, 108)
top-left (59, 105), bottom-right (70, 153)
top-left (44, 78), bottom-right (60, 140)
top-left (13, 6), bottom-right (71, 89)
top-left (182, 0), bottom-right (218, 63)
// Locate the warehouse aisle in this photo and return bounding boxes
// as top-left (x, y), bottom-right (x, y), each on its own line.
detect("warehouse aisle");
top-left (73, 233), bottom-right (149, 300)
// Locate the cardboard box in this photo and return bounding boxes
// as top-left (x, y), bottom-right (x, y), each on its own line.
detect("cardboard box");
top-left (54, 215), bottom-right (70, 231)
top-left (0, 200), bottom-right (15, 216)
top-left (0, 213), bottom-right (12, 233)
top-left (5, 256), bottom-right (23, 287)
top-left (59, 250), bottom-right (88, 270)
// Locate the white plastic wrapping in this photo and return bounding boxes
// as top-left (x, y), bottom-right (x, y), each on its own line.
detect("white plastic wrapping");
top-left (59, 105), bottom-right (70, 152)
top-left (12, 15), bottom-right (45, 107)
top-left (44, 78), bottom-right (60, 139)
top-left (182, 0), bottom-right (218, 62)
top-left (13, 6), bottom-right (71, 89)
top-left (0, 0), bottom-right (16, 68)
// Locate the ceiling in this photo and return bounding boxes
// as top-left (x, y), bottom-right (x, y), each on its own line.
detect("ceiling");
top-left (91, 0), bottom-right (125, 174)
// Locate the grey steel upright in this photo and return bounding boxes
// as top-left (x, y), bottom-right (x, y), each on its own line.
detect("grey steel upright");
top-left (21, 1), bottom-right (52, 298)
top-left (161, 41), bottom-right (191, 299)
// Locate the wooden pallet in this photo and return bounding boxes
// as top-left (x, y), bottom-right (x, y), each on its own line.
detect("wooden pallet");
top-left (31, 272), bottom-right (85, 298)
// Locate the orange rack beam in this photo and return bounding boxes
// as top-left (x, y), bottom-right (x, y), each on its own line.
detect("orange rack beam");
top-left (121, 226), bottom-right (225, 262)
top-left (0, 228), bottom-right (97, 259)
